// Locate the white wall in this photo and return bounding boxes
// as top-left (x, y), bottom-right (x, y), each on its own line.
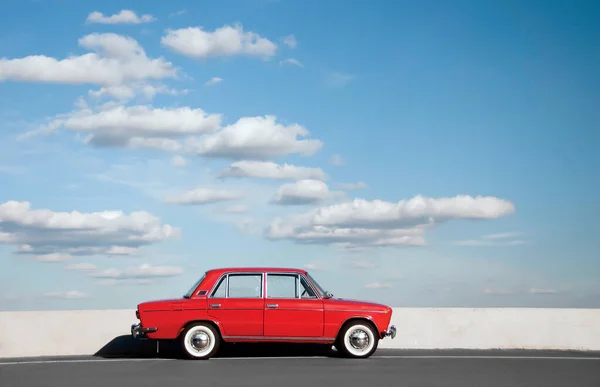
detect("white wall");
top-left (1, 308), bottom-right (599, 358)
top-left (0, 309), bottom-right (135, 358)
top-left (388, 308), bottom-right (600, 350)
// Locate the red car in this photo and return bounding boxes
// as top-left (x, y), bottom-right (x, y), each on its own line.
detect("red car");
top-left (131, 267), bottom-right (397, 359)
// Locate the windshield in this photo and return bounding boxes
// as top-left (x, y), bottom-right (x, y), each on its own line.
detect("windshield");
top-left (183, 273), bottom-right (206, 298)
top-left (306, 272), bottom-right (332, 298)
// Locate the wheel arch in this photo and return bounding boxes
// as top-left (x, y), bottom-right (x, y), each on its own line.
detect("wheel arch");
top-left (177, 319), bottom-right (223, 339)
top-left (335, 316), bottom-right (380, 341)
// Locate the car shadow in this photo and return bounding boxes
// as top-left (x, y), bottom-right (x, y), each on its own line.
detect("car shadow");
top-left (93, 335), bottom-right (342, 360)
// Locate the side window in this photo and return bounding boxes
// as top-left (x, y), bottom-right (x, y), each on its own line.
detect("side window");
top-left (211, 276), bottom-right (226, 298)
top-left (227, 274), bottom-right (262, 298)
top-left (300, 276), bottom-right (318, 299)
top-left (267, 274), bottom-right (298, 298)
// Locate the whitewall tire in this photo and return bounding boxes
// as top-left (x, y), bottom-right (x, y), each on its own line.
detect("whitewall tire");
top-left (338, 322), bottom-right (378, 358)
top-left (180, 323), bottom-right (220, 360)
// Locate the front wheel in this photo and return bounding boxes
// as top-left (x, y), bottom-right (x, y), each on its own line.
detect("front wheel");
top-left (337, 322), bottom-right (379, 358)
top-left (180, 323), bottom-right (221, 360)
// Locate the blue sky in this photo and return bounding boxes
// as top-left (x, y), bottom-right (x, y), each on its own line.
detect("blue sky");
top-left (0, 0), bottom-right (598, 311)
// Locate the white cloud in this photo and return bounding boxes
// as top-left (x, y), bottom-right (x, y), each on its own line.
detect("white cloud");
top-left (161, 24), bottom-right (278, 59)
top-left (33, 253), bottom-right (74, 263)
top-left (267, 220), bottom-right (427, 248)
top-left (86, 10), bottom-right (157, 24)
top-left (88, 83), bottom-right (188, 102)
top-left (171, 155), bottom-right (187, 168)
top-left (219, 204), bottom-right (248, 214)
top-left (454, 231), bottom-right (527, 246)
top-left (266, 194), bottom-right (515, 248)
top-left (234, 217), bottom-right (261, 235)
top-left (326, 72), bottom-right (356, 88)
top-left (15, 245), bottom-right (139, 257)
top-left (65, 262), bottom-right (181, 285)
top-left (339, 181), bottom-right (367, 190)
top-left (90, 263), bottom-right (183, 280)
top-left (39, 104), bottom-right (221, 149)
top-left (0, 200), bottom-right (180, 257)
top-left (303, 263), bottom-right (324, 271)
top-left (187, 115), bottom-right (323, 159)
top-left (164, 187), bottom-right (243, 205)
top-left (282, 34), bottom-right (297, 48)
top-left (32, 107), bottom-right (322, 162)
top-left (329, 154), bottom-right (345, 166)
top-left (205, 77), bottom-right (223, 86)
top-left (271, 180), bottom-right (339, 205)
top-left (65, 263), bottom-right (98, 272)
top-left (0, 33), bottom-right (176, 86)
top-left (106, 246), bottom-right (138, 255)
top-left (126, 137), bottom-right (185, 153)
top-left (307, 195), bottom-right (515, 229)
top-left (43, 291), bottom-right (88, 299)
top-left (364, 282), bottom-right (393, 289)
top-left (219, 160), bottom-right (327, 181)
top-left (169, 10), bottom-right (187, 18)
top-left (484, 288), bottom-right (514, 295)
top-left (280, 58), bottom-right (303, 67)
top-left (88, 84), bottom-right (138, 101)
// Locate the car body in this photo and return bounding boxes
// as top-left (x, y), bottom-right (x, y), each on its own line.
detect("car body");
top-left (131, 267), bottom-right (396, 359)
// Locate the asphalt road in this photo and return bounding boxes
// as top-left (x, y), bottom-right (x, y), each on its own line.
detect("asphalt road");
top-left (1, 348), bottom-right (600, 387)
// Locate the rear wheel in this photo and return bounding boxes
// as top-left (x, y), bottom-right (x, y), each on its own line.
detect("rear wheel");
top-left (337, 321), bottom-right (379, 358)
top-left (180, 322), bottom-right (220, 360)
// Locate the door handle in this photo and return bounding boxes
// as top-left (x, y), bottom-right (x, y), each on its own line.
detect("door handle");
top-left (266, 304), bottom-right (278, 308)
top-left (209, 304), bottom-right (221, 308)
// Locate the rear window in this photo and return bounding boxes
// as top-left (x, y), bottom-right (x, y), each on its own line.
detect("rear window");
top-left (184, 272), bottom-right (207, 298)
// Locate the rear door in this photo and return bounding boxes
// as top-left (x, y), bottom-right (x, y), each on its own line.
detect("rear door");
top-left (206, 272), bottom-right (264, 337)
top-left (263, 272), bottom-right (324, 338)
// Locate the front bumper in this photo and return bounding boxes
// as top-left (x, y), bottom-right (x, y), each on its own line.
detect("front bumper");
top-left (382, 324), bottom-right (397, 339)
top-left (131, 323), bottom-right (157, 339)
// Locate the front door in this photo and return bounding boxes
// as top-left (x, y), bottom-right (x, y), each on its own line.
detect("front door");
top-left (263, 272), bottom-right (324, 338)
top-left (207, 272), bottom-right (264, 337)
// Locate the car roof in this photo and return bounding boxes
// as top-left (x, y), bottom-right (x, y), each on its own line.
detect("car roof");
top-left (205, 267), bottom-right (307, 275)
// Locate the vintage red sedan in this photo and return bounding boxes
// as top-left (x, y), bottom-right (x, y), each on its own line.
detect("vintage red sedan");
top-left (131, 267), bottom-right (396, 359)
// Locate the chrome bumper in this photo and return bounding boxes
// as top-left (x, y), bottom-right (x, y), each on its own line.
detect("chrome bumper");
top-left (382, 324), bottom-right (396, 339)
top-left (131, 323), bottom-right (157, 339)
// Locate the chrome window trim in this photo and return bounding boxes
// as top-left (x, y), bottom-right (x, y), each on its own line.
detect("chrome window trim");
top-left (184, 272), bottom-right (206, 297)
top-left (208, 272), bottom-right (264, 299)
top-left (305, 272), bottom-right (327, 298)
top-left (208, 274), bottom-right (226, 298)
top-left (300, 274), bottom-right (320, 300)
top-left (264, 271), bottom-right (322, 300)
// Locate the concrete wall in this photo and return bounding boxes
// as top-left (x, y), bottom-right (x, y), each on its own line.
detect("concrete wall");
top-left (1, 308), bottom-right (599, 358)
top-left (389, 308), bottom-right (600, 350)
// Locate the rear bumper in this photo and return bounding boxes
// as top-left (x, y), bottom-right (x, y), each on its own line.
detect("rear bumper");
top-left (131, 323), bottom-right (158, 339)
top-left (381, 324), bottom-right (396, 339)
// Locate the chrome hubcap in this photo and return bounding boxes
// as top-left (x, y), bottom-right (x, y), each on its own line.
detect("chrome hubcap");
top-left (190, 331), bottom-right (209, 351)
top-left (349, 329), bottom-right (369, 350)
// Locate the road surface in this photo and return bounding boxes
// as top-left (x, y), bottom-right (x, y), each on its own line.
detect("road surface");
top-left (1, 348), bottom-right (599, 387)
